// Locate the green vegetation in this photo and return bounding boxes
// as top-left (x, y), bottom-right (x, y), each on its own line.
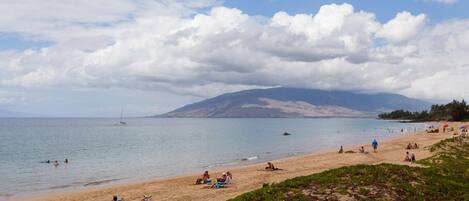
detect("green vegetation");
top-left (229, 136), bottom-right (469, 201)
top-left (378, 100), bottom-right (469, 121)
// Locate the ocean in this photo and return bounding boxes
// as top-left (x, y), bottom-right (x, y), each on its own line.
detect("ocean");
top-left (0, 118), bottom-right (425, 199)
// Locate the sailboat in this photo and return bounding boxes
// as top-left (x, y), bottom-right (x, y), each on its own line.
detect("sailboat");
top-left (115, 107), bottom-right (127, 126)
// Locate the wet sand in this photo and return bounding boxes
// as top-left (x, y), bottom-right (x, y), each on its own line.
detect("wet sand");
top-left (22, 123), bottom-right (461, 201)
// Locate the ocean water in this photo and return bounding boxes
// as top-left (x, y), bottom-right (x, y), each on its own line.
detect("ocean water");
top-left (0, 118), bottom-right (425, 199)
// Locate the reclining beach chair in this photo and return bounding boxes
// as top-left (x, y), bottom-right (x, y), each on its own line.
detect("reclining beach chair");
top-left (214, 176), bottom-right (231, 189)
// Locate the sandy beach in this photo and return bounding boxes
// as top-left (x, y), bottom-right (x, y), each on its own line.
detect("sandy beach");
top-left (22, 122), bottom-right (461, 201)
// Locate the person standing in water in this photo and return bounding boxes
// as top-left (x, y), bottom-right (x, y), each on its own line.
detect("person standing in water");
top-left (372, 139), bottom-right (378, 152)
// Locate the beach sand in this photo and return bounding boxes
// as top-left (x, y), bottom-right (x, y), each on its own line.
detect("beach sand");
top-left (22, 122), bottom-right (462, 201)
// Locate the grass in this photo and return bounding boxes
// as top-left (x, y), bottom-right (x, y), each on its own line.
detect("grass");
top-left (229, 136), bottom-right (469, 201)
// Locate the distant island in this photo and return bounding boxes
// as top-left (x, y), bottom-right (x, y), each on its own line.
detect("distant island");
top-left (158, 87), bottom-right (431, 118)
top-left (378, 100), bottom-right (469, 122)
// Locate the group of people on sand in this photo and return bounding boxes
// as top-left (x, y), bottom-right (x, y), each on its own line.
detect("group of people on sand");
top-left (195, 171), bottom-right (233, 188)
top-left (338, 139), bottom-right (379, 154)
top-left (112, 195), bottom-right (151, 201)
top-left (404, 151), bottom-right (416, 162)
top-left (406, 143), bottom-right (419, 150)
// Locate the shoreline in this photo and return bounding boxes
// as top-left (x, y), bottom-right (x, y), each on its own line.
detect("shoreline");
top-left (17, 122), bottom-right (459, 201)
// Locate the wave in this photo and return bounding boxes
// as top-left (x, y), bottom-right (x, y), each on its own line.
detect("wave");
top-left (84, 178), bottom-right (121, 187)
top-left (241, 155), bottom-right (259, 161)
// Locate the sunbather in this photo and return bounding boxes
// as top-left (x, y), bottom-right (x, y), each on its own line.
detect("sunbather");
top-left (404, 152), bottom-right (411, 162)
top-left (195, 171), bottom-right (211, 184)
top-left (359, 146), bottom-right (365, 153)
top-left (113, 195), bottom-right (124, 201)
top-left (211, 172), bottom-right (232, 188)
top-left (406, 143), bottom-right (412, 149)
top-left (265, 162), bottom-right (279, 170)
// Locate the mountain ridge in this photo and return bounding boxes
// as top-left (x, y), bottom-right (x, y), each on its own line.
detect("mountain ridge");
top-left (158, 87), bottom-right (432, 118)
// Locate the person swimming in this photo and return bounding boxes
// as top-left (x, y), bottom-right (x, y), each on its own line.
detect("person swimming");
top-left (53, 160), bottom-right (59, 167)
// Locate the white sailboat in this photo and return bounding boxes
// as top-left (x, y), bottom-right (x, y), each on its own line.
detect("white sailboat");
top-left (115, 107), bottom-right (127, 126)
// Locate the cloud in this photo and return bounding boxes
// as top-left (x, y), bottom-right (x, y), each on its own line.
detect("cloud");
top-left (376, 11), bottom-right (426, 44)
top-left (423, 0), bottom-right (458, 5)
top-left (0, 2), bottom-right (468, 104)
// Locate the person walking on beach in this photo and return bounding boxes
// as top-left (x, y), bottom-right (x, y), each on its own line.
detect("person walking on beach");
top-left (372, 139), bottom-right (378, 152)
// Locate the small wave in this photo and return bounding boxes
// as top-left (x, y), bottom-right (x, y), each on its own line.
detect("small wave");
top-left (84, 178), bottom-right (121, 187)
top-left (241, 155), bottom-right (259, 161)
top-left (48, 184), bottom-right (74, 190)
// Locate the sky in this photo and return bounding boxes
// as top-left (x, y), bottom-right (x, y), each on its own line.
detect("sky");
top-left (0, 0), bottom-right (468, 117)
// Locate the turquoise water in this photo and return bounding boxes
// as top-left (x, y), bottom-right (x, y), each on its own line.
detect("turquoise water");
top-left (0, 118), bottom-right (424, 199)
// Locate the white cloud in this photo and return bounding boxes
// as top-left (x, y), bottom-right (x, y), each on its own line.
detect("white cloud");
top-left (0, 1), bottom-right (468, 106)
top-left (376, 11), bottom-right (426, 44)
top-left (424, 0), bottom-right (458, 5)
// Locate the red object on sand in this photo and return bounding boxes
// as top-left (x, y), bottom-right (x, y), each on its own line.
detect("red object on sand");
top-left (443, 124), bottom-right (449, 128)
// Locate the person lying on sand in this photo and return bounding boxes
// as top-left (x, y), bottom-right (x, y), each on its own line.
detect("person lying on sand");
top-left (265, 162), bottom-right (280, 171)
top-left (344, 150), bottom-right (356, 153)
top-left (195, 171), bottom-right (211, 184)
top-left (141, 195), bottom-right (152, 201)
top-left (338, 146), bottom-right (343, 153)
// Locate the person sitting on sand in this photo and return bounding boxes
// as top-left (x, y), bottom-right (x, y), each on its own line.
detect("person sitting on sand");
top-left (404, 152), bottom-right (411, 162)
top-left (265, 162), bottom-right (280, 171)
top-left (411, 153), bottom-right (416, 162)
top-left (216, 172), bottom-right (227, 183)
top-left (406, 143), bottom-right (412, 149)
top-left (338, 146), bottom-right (343, 153)
top-left (195, 171), bottom-right (210, 184)
top-left (359, 146), bottom-right (365, 153)
top-left (211, 172), bottom-right (231, 188)
top-left (113, 195), bottom-right (124, 201)
top-left (414, 143), bottom-right (419, 149)
top-left (226, 171), bottom-right (232, 180)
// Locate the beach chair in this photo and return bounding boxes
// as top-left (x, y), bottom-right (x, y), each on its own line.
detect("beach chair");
top-left (214, 177), bottom-right (231, 189)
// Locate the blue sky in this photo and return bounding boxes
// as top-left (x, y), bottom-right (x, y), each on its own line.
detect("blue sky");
top-left (0, 0), bottom-right (468, 117)
top-left (225, 0), bottom-right (468, 22)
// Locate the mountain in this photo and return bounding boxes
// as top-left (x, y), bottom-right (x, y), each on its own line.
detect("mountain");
top-left (159, 87), bottom-right (432, 118)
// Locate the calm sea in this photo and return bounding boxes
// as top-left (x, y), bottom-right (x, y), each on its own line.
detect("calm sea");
top-left (0, 118), bottom-right (425, 199)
